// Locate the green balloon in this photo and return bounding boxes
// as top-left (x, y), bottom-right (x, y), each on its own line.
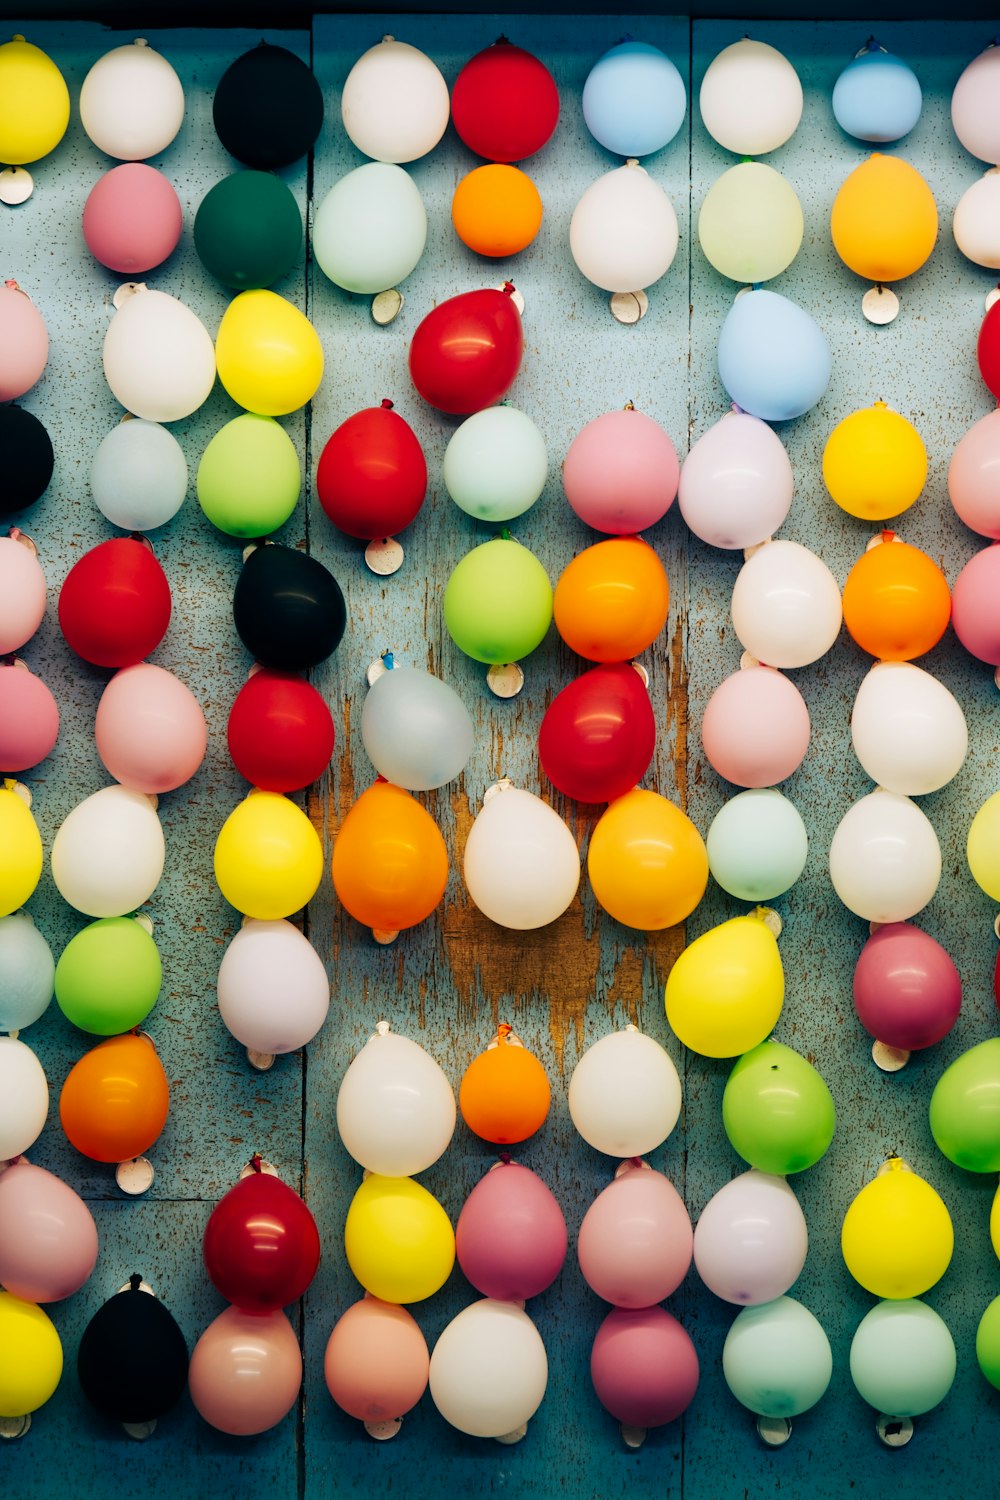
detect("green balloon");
top-left (194, 171), bottom-right (302, 290)
top-left (723, 1039), bottom-right (835, 1174)
top-left (929, 1036), bottom-right (1000, 1172)
top-left (197, 414), bottom-right (301, 538)
top-left (976, 1295), bottom-right (1000, 1390)
top-left (723, 1296), bottom-right (832, 1418)
top-left (443, 537), bottom-right (552, 666)
top-left (55, 918), bottom-right (161, 1035)
top-left (850, 1299), bottom-right (956, 1417)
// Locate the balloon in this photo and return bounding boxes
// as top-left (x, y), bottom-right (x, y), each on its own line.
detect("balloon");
top-left (0, 1036), bottom-right (48, 1161)
top-left (854, 922), bottom-right (961, 1052)
top-left (701, 664), bottom-right (810, 787)
top-left (429, 1300), bottom-right (548, 1438)
top-left (699, 162), bottom-right (803, 283)
top-left (189, 1306), bottom-right (301, 1436)
top-left (563, 406), bottom-right (678, 535)
top-left (843, 533), bottom-right (950, 661)
top-left (953, 169), bottom-right (1000, 270)
top-left (824, 401), bottom-right (927, 522)
top-left (578, 1164), bottom-right (692, 1307)
top-left (459, 1029), bottom-right (551, 1144)
top-left (0, 37), bottom-right (68, 164)
top-left (103, 286), bottom-right (216, 422)
top-left (723, 1297), bottom-right (832, 1418)
top-left (665, 910), bottom-right (784, 1059)
top-left (51, 785), bottom-right (164, 919)
top-left (851, 662), bottom-right (967, 796)
top-left (540, 664), bottom-right (655, 804)
top-left (342, 37), bottom-right (448, 164)
top-left (215, 289), bottom-right (323, 417)
top-left (233, 543), bottom-right (346, 670)
top-left (60, 1032), bottom-right (168, 1163)
top-left (731, 539), bottom-right (842, 670)
top-left (723, 1040), bottom-right (836, 1175)
top-left (952, 45), bottom-right (1000, 164)
top-left (0, 662), bottom-right (59, 773)
top-left (969, 789), bottom-right (1000, 899)
top-left (0, 913), bottom-right (54, 1032)
top-left (695, 1170), bottom-right (807, 1306)
top-left (568, 1028), bottom-right (681, 1158)
top-left (717, 289), bottom-right (831, 422)
top-left (194, 170), bottom-right (302, 290)
top-left (83, 164), bottom-right (182, 273)
top-left (361, 664), bottom-right (472, 792)
top-left (0, 1292), bottom-right (62, 1418)
top-left (977, 1295), bottom-right (1000, 1389)
top-left (980, 301), bottom-right (1000, 400)
top-left (0, 1160), bottom-right (98, 1302)
top-left (443, 538), bottom-right (551, 665)
top-left (228, 670), bottom-right (335, 793)
top-left (214, 790), bottom-right (323, 921)
top-left (0, 783), bottom-right (43, 918)
top-left (336, 1026), bottom-right (455, 1177)
top-left (591, 1307), bottom-right (698, 1429)
top-left (831, 154), bottom-right (938, 283)
top-left (324, 1298), bottom-right (429, 1422)
top-left (0, 282), bottom-right (48, 403)
top-left (850, 1299), bottom-right (955, 1417)
top-left (555, 537), bottom-right (668, 662)
top-left (213, 43), bottom-right (323, 169)
top-left (0, 406), bottom-right (53, 517)
top-left (949, 408), bottom-right (1000, 536)
top-left (707, 790), bottom-right (807, 903)
top-left (456, 1162), bottom-right (567, 1301)
top-left (582, 41), bottom-right (686, 157)
top-left (77, 1278), bottom-right (188, 1424)
top-left (55, 917), bottom-right (161, 1035)
top-left (79, 40), bottom-right (183, 160)
top-left (409, 286), bottom-right (523, 415)
top-left (452, 165), bottom-right (543, 257)
top-left (570, 164), bottom-right (679, 293)
top-left (700, 38), bottom-right (802, 154)
top-left (828, 790), bottom-right (941, 924)
top-left (316, 401), bottom-right (426, 541)
top-left (197, 413), bottom-right (300, 538)
top-left (842, 1158), bottom-right (952, 1299)
top-left (451, 40), bottom-right (558, 162)
top-left (463, 783), bottom-right (579, 930)
top-left (832, 45), bottom-right (922, 142)
top-left (588, 788), bottom-right (708, 930)
top-left (332, 780), bottom-right (448, 933)
top-left (90, 417), bottom-right (187, 531)
top-left (314, 164), bottom-right (426, 293)
top-left (95, 663), bottom-right (206, 795)
top-left (217, 919), bottom-right (329, 1055)
top-left (679, 411), bottom-right (792, 550)
top-left (953, 544), bottom-right (1000, 664)
top-left (0, 535), bottom-right (45, 655)
top-left (204, 1167), bottom-right (320, 1311)
top-left (344, 1174), bottom-right (454, 1304)
top-left (59, 537), bottom-right (171, 668)
top-left (929, 1037), bottom-right (1000, 1172)
top-left (443, 406), bottom-right (546, 524)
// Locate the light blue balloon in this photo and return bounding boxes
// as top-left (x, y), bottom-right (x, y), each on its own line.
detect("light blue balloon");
top-left (723, 1295), bottom-right (833, 1418)
top-left (832, 49), bottom-right (922, 144)
top-left (313, 163), bottom-right (427, 295)
top-left (90, 418), bottom-right (188, 531)
top-left (708, 789), bottom-right (808, 902)
top-left (582, 41), bottom-right (687, 158)
top-left (718, 290), bottom-right (831, 423)
top-left (0, 913), bottom-right (55, 1032)
top-left (850, 1299), bottom-right (956, 1417)
top-left (361, 663), bottom-right (474, 791)
top-left (443, 407), bottom-right (548, 523)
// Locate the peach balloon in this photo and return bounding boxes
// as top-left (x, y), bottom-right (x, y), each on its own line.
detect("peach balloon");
top-left (0, 282), bottom-right (48, 402)
top-left (95, 662), bottom-right (207, 794)
top-left (190, 1306), bottom-right (301, 1436)
top-left (325, 1298), bottom-right (429, 1423)
top-left (0, 535), bottom-right (46, 656)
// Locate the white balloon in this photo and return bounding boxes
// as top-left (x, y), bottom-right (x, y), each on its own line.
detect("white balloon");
top-left (951, 47), bottom-right (1000, 165)
top-left (341, 38), bottom-right (449, 164)
top-left (336, 1026), bottom-right (456, 1176)
top-left (731, 539), bottom-right (842, 669)
top-left (694, 1170), bottom-right (808, 1305)
top-left (569, 163), bottom-right (679, 293)
top-left (699, 39), bottom-right (803, 155)
top-left (217, 920), bottom-right (330, 1055)
top-left (953, 168), bottom-right (1000, 270)
top-left (679, 411), bottom-right (793, 549)
top-left (464, 784), bottom-right (579, 931)
top-left (851, 663), bottom-right (968, 796)
top-left (80, 40), bottom-right (185, 161)
top-left (429, 1299), bottom-right (548, 1438)
top-left (312, 163), bottom-right (427, 295)
top-left (829, 789), bottom-right (941, 923)
top-left (51, 785), bottom-right (164, 918)
top-left (103, 287), bottom-right (216, 423)
top-left (568, 1029), bottom-right (681, 1157)
top-left (0, 1036), bottom-right (49, 1161)
top-left (90, 418), bottom-right (188, 531)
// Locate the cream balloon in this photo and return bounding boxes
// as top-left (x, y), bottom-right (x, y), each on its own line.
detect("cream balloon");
top-left (953, 168), bottom-right (1000, 269)
top-left (217, 919), bottom-right (330, 1055)
top-left (0, 1037), bottom-right (49, 1162)
top-left (50, 785), bottom-right (164, 918)
top-left (341, 37), bottom-right (449, 164)
top-left (79, 40), bottom-right (184, 160)
top-left (699, 39), bottom-right (803, 155)
top-left (568, 1028), bottom-right (682, 1157)
top-left (698, 162), bottom-right (804, 283)
top-left (679, 411), bottom-right (793, 549)
top-left (829, 789), bottom-right (941, 924)
top-left (569, 162), bottom-right (679, 293)
top-left (851, 663), bottom-right (968, 795)
top-left (951, 46), bottom-right (1000, 165)
top-left (336, 1026), bottom-right (456, 1177)
top-left (429, 1300), bottom-right (548, 1438)
top-left (103, 287), bottom-right (216, 422)
top-left (731, 540), bottom-right (842, 669)
top-left (463, 783), bottom-right (579, 931)
top-left (694, 1170), bottom-right (808, 1305)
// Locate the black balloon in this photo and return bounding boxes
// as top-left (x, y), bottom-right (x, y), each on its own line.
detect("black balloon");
top-left (77, 1275), bottom-right (189, 1424)
top-left (233, 543), bottom-right (346, 670)
top-left (0, 406), bottom-right (54, 517)
top-left (213, 43), bottom-right (324, 169)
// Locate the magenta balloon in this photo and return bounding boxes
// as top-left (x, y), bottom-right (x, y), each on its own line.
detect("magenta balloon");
top-left (562, 408), bottom-right (679, 534)
top-left (95, 662), bottom-right (208, 794)
top-left (949, 409), bottom-right (1000, 540)
top-left (455, 1161), bottom-right (567, 1301)
top-left (0, 664), bottom-right (59, 773)
top-left (83, 164), bottom-right (183, 275)
top-left (952, 544), bottom-right (1000, 666)
top-left (853, 921), bottom-right (961, 1050)
top-left (189, 1306), bottom-right (302, 1436)
top-left (578, 1164), bottom-right (692, 1307)
top-left (591, 1306), bottom-right (699, 1427)
top-left (701, 665), bottom-right (810, 787)
top-left (0, 1159), bottom-right (99, 1302)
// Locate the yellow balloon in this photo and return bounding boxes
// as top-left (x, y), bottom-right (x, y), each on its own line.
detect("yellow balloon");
top-left (830, 152), bottom-right (938, 283)
top-left (665, 909), bottom-right (783, 1057)
top-left (0, 37), bottom-right (70, 166)
top-left (823, 401), bottom-right (928, 521)
top-left (214, 789), bottom-right (323, 919)
top-left (991, 1181), bottom-right (1000, 1263)
top-left (841, 1157), bottom-right (953, 1299)
top-left (0, 782), bottom-right (43, 918)
top-left (344, 1174), bottom-right (455, 1304)
top-left (967, 789), bottom-right (1000, 901)
top-left (698, 161), bottom-right (804, 284)
top-left (588, 788), bottom-right (708, 931)
top-left (215, 290), bottom-right (324, 416)
top-left (0, 1291), bottom-right (63, 1418)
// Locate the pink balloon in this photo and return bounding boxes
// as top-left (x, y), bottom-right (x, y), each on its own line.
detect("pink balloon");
top-left (0, 1159), bottom-right (99, 1302)
top-left (0, 535), bottom-right (47, 655)
top-left (591, 1306), bottom-right (699, 1428)
top-left (0, 664), bottom-right (59, 772)
top-left (455, 1161), bottom-right (567, 1301)
top-left (0, 282), bottom-right (48, 402)
top-left (578, 1164), bottom-right (692, 1308)
top-left (83, 164), bottom-right (183, 275)
top-left (701, 664), bottom-right (810, 786)
top-left (853, 921), bottom-right (961, 1050)
top-left (563, 408), bottom-right (679, 534)
top-left (324, 1297), bottom-right (429, 1422)
top-left (952, 543), bottom-right (1000, 665)
top-left (949, 409), bottom-right (1000, 539)
top-left (679, 411), bottom-right (793, 550)
top-left (189, 1306), bottom-right (302, 1436)
top-left (95, 662), bottom-right (207, 794)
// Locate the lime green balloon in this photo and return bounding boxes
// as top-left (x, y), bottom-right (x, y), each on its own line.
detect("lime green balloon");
top-left (723, 1039), bottom-right (835, 1174)
top-left (929, 1036), bottom-right (1000, 1172)
top-left (976, 1295), bottom-right (1000, 1390)
top-left (54, 917), bottom-right (161, 1035)
top-left (698, 161), bottom-right (804, 284)
top-left (197, 414), bottom-right (301, 538)
top-left (194, 171), bottom-right (303, 290)
top-left (443, 537), bottom-right (553, 666)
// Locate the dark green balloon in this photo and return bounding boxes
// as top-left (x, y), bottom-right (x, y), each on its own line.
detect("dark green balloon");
top-left (723, 1039), bottom-right (836, 1174)
top-left (194, 171), bottom-right (302, 291)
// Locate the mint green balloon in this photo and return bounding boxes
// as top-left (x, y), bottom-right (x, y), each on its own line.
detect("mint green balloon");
top-left (976, 1295), bottom-right (1000, 1390)
top-left (197, 414), bottom-right (301, 538)
top-left (707, 788), bottom-right (807, 901)
top-left (850, 1299), bottom-right (955, 1416)
top-left (313, 163), bottom-right (427, 295)
top-left (723, 1296), bottom-right (832, 1418)
top-left (929, 1036), bottom-right (1000, 1172)
top-left (54, 917), bottom-right (161, 1035)
top-left (443, 407), bottom-right (548, 523)
top-left (723, 1039), bottom-right (835, 1174)
top-left (443, 538), bottom-right (552, 666)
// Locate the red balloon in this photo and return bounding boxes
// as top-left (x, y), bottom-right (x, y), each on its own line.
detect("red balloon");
top-left (203, 1167), bottom-right (320, 1312)
top-left (853, 921), bottom-right (962, 1051)
top-left (59, 538), bottom-right (171, 668)
top-left (409, 287), bottom-right (524, 416)
top-left (978, 300), bottom-right (1000, 400)
top-left (316, 400), bottom-right (427, 542)
top-left (539, 663), bottom-right (655, 803)
top-left (227, 669), bottom-right (335, 792)
top-left (451, 40), bottom-right (559, 163)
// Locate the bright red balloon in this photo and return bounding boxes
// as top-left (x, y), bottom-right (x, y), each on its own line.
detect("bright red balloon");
top-left (58, 538), bottom-right (171, 668)
top-left (978, 300), bottom-right (1000, 400)
top-left (451, 40), bottom-right (559, 163)
top-left (316, 400), bottom-right (427, 542)
top-left (203, 1166), bottom-right (320, 1312)
top-left (409, 287), bottom-right (524, 416)
top-left (539, 663), bottom-right (655, 803)
top-left (227, 669), bottom-right (335, 792)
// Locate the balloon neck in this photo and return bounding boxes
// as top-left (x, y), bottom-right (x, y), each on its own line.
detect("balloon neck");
top-left (501, 280), bottom-right (517, 299)
top-left (380, 398), bottom-right (394, 411)
top-left (248, 1152), bottom-right (263, 1175)
top-left (129, 1272), bottom-right (144, 1292)
top-left (873, 398), bottom-right (886, 411)
top-left (741, 156), bottom-right (753, 165)
top-left (497, 1022), bottom-right (512, 1044)
top-left (881, 528), bottom-right (896, 545)
top-left (494, 34), bottom-right (509, 46)
top-left (499, 1151), bottom-right (513, 1166)
top-left (382, 651), bottom-right (395, 671)
top-left (623, 399), bottom-right (635, 411)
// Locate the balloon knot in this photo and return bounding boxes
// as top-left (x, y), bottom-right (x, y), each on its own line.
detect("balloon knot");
top-left (374, 773), bottom-right (388, 784)
top-left (881, 528), bottom-right (895, 544)
top-left (499, 1151), bottom-right (513, 1165)
top-left (498, 1022), bottom-right (513, 1040)
top-left (501, 281), bottom-right (516, 297)
top-left (623, 399), bottom-right (635, 411)
top-left (249, 1152), bottom-right (263, 1175)
top-left (629, 1156), bottom-right (643, 1170)
top-left (382, 651), bottom-right (395, 670)
top-left (499, 527), bottom-right (512, 541)
top-left (380, 398), bottom-right (394, 410)
top-left (730, 403), bottom-right (744, 415)
top-left (129, 1272), bottom-right (143, 1292)
top-left (495, 34), bottom-right (509, 45)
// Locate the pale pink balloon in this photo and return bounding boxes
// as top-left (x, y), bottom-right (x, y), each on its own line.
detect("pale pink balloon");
top-left (0, 1159), bottom-right (99, 1302)
top-left (95, 662), bottom-right (207, 793)
top-left (679, 411), bottom-right (793, 550)
top-left (189, 1306), bottom-right (302, 1436)
top-left (949, 409), bottom-right (1000, 539)
top-left (952, 543), bottom-right (1000, 665)
top-left (952, 46), bottom-right (1000, 165)
top-left (83, 164), bottom-right (183, 275)
top-left (0, 664), bottom-right (59, 772)
top-left (701, 664), bottom-right (810, 786)
top-left (0, 536), bottom-right (47, 655)
top-left (324, 1297), bottom-right (429, 1422)
top-left (0, 282), bottom-right (49, 402)
top-left (562, 407), bottom-right (679, 534)
top-left (578, 1164), bottom-right (692, 1308)
top-left (591, 1306), bottom-right (699, 1428)
top-left (854, 921), bottom-right (961, 1050)
top-left (455, 1161), bottom-right (567, 1301)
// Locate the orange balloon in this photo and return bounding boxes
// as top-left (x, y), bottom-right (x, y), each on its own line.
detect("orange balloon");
top-left (842, 532), bottom-right (951, 661)
top-left (588, 787), bottom-right (708, 930)
top-left (452, 164), bottom-right (543, 257)
top-left (332, 779), bottom-right (448, 932)
top-left (554, 538), bottom-right (669, 662)
top-left (459, 1027), bottom-right (551, 1143)
top-left (830, 153), bottom-right (938, 283)
top-left (59, 1032), bottom-right (169, 1163)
